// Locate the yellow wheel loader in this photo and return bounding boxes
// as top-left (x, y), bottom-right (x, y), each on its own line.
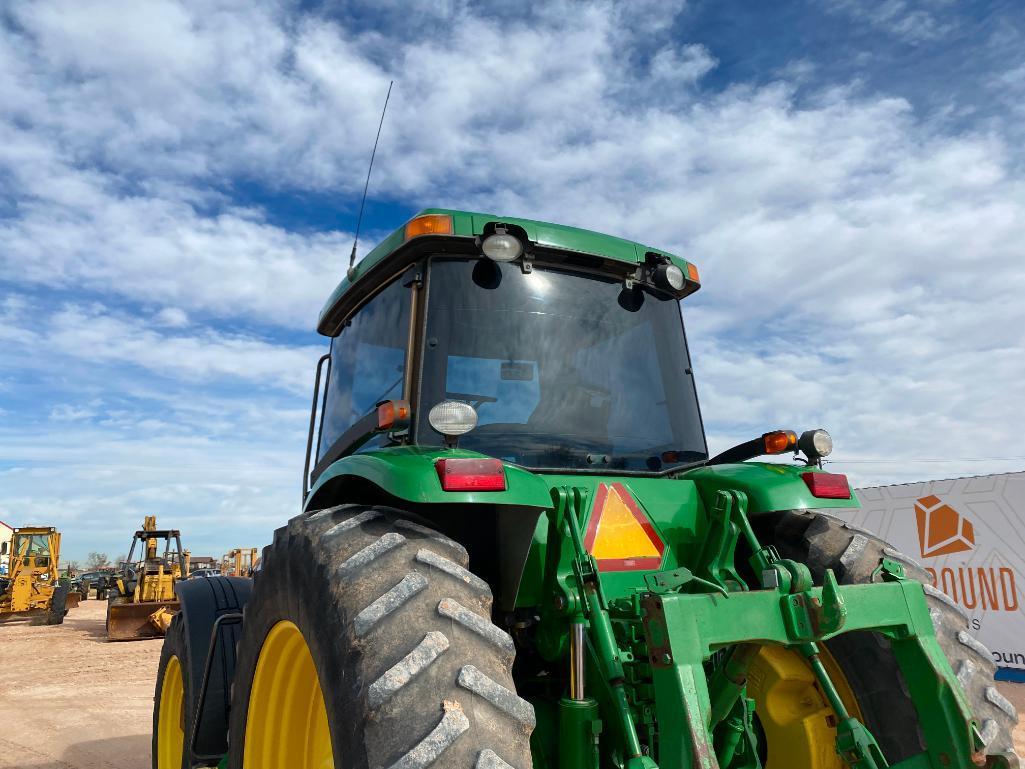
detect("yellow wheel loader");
top-left (0, 526), bottom-right (79, 625)
top-left (106, 516), bottom-right (187, 641)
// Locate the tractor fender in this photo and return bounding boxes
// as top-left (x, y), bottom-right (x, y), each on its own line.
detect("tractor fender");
top-left (305, 447), bottom-right (553, 513)
top-left (682, 461), bottom-right (861, 514)
top-left (305, 449), bottom-right (551, 611)
top-left (175, 575), bottom-right (252, 761)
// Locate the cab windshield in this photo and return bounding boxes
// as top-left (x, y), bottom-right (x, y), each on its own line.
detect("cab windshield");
top-left (13, 534), bottom-right (51, 565)
top-left (418, 258), bottom-right (707, 472)
top-left (14, 534), bottom-right (50, 556)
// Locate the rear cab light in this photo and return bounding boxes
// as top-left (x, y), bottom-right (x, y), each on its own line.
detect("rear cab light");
top-left (435, 458), bottom-right (506, 492)
top-left (802, 471), bottom-right (851, 499)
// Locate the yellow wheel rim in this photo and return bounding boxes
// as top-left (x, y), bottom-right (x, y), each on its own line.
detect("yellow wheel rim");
top-left (244, 620), bottom-right (333, 769)
top-left (156, 654), bottom-right (185, 769)
top-left (746, 645), bottom-right (864, 769)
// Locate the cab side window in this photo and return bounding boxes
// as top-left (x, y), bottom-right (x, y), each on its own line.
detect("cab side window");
top-left (318, 276), bottom-right (412, 461)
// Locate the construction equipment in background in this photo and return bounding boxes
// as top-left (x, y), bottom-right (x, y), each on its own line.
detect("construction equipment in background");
top-left (107, 516), bottom-right (186, 641)
top-left (0, 526), bottom-right (79, 624)
top-left (75, 568), bottom-right (116, 599)
top-left (221, 547), bottom-right (257, 577)
top-left (66, 565), bottom-right (89, 602)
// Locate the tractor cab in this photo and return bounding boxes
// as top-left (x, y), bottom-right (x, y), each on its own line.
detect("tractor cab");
top-left (11, 528), bottom-right (55, 572)
top-left (305, 211), bottom-right (708, 492)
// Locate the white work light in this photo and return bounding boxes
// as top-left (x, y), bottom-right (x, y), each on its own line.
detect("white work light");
top-left (481, 233), bottom-right (523, 262)
top-left (663, 264), bottom-right (685, 290)
top-left (799, 429), bottom-right (833, 460)
top-left (428, 401), bottom-right (479, 437)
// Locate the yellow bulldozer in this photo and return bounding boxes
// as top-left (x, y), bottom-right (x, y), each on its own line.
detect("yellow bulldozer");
top-left (106, 516), bottom-right (187, 641)
top-left (0, 526), bottom-right (80, 624)
top-left (221, 546), bottom-right (257, 577)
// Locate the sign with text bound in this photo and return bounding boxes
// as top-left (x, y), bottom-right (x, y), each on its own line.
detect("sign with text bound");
top-left (838, 472), bottom-right (1025, 672)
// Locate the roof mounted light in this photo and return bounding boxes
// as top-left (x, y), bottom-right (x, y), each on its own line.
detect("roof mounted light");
top-left (404, 214), bottom-right (453, 241)
top-left (482, 232), bottom-right (523, 262)
top-left (428, 400), bottom-right (478, 437)
top-left (654, 263), bottom-right (685, 291)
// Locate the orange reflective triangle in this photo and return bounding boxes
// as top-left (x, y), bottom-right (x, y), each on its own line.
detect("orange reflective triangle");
top-left (583, 483), bottom-right (665, 572)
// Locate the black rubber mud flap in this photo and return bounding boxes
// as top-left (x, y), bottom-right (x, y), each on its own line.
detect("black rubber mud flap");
top-left (175, 575), bottom-right (252, 762)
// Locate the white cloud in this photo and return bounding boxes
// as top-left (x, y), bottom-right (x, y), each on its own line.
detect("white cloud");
top-left (0, 424), bottom-right (302, 562)
top-left (2, 298), bottom-right (321, 395)
top-left (822, 0), bottom-right (956, 44)
top-left (49, 404), bottom-right (97, 422)
top-left (650, 43), bottom-right (717, 86)
top-left (154, 307), bottom-right (190, 328)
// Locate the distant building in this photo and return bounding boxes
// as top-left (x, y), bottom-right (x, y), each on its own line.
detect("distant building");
top-left (189, 555), bottom-right (217, 572)
top-left (0, 520), bottom-right (13, 575)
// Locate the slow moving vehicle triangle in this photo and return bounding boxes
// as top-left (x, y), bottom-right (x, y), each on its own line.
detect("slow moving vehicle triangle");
top-left (584, 482), bottom-right (665, 571)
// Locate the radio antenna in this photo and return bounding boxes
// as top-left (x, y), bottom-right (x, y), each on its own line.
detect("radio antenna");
top-left (348, 80), bottom-right (394, 281)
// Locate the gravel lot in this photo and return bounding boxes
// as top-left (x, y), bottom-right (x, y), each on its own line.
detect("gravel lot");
top-left (0, 599), bottom-right (158, 769)
top-left (1, 597), bottom-right (1024, 768)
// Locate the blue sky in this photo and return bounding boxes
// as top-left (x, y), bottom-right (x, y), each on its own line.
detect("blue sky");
top-left (2, 0), bottom-right (1024, 563)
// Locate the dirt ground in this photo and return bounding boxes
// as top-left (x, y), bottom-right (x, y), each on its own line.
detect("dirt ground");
top-left (0, 598), bottom-right (160, 769)
top-left (2, 598), bottom-right (1025, 768)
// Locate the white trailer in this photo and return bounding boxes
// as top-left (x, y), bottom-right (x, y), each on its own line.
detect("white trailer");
top-left (835, 471), bottom-right (1025, 679)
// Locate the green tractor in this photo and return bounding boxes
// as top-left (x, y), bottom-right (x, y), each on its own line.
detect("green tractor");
top-left (152, 210), bottom-right (1018, 769)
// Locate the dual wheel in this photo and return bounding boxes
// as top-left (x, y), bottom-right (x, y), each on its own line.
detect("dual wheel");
top-left (153, 507), bottom-right (1017, 769)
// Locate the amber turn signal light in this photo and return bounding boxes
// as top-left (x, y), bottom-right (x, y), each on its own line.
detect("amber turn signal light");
top-left (686, 262), bottom-right (700, 283)
top-left (377, 399), bottom-right (411, 430)
top-left (763, 430), bottom-right (798, 455)
top-left (404, 214), bottom-right (453, 240)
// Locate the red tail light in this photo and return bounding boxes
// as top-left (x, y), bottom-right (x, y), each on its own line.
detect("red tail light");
top-left (435, 458), bottom-right (506, 492)
top-left (802, 472), bottom-right (851, 499)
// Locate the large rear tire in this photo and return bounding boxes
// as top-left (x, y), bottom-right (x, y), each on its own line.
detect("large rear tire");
top-left (752, 509), bottom-right (1019, 766)
top-left (227, 504), bottom-right (535, 769)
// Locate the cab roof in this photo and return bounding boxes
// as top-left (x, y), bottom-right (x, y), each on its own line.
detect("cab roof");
top-left (318, 208), bottom-right (698, 335)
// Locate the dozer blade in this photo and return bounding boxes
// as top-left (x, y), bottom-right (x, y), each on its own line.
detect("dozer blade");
top-left (106, 600), bottom-right (180, 641)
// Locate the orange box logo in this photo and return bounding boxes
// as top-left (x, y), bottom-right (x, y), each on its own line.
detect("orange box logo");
top-left (915, 495), bottom-right (975, 558)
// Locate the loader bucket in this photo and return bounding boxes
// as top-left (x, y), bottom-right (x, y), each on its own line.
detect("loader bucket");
top-left (106, 600), bottom-right (180, 641)
top-left (65, 592), bottom-right (81, 610)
